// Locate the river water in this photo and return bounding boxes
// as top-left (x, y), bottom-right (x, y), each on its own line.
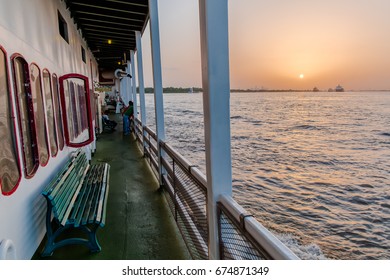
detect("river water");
top-left (144, 91), bottom-right (390, 260)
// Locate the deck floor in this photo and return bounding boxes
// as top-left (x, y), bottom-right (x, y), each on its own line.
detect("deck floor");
top-left (33, 114), bottom-right (190, 260)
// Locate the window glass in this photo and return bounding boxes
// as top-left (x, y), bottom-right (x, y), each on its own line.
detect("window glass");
top-left (30, 64), bottom-right (49, 166)
top-left (60, 74), bottom-right (93, 147)
top-left (62, 80), bottom-right (74, 141)
top-left (0, 48), bottom-right (20, 194)
top-left (52, 74), bottom-right (64, 150)
top-left (58, 11), bottom-right (69, 43)
top-left (42, 70), bottom-right (58, 156)
top-left (69, 81), bottom-right (78, 138)
top-left (81, 46), bottom-right (86, 63)
top-left (13, 56), bottom-right (38, 176)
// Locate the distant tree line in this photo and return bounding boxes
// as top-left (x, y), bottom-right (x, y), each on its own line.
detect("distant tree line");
top-left (142, 87), bottom-right (203, 93)
top-left (138, 87), bottom-right (361, 93)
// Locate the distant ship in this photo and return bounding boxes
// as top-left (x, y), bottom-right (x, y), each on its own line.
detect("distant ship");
top-left (335, 84), bottom-right (344, 92)
top-left (313, 87), bottom-right (319, 92)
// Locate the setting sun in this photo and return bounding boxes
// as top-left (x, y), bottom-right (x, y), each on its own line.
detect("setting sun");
top-left (299, 74), bottom-right (304, 79)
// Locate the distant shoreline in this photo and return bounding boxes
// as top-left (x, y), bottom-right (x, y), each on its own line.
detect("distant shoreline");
top-left (141, 87), bottom-right (390, 93)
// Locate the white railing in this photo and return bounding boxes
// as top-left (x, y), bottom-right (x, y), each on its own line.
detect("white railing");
top-left (132, 118), bottom-right (298, 260)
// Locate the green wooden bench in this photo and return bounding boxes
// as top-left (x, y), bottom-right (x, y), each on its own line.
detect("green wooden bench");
top-left (41, 150), bottom-right (110, 257)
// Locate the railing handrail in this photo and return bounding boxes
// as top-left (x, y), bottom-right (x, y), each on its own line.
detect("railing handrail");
top-left (142, 124), bottom-right (207, 188)
top-left (143, 125), bottom-right (157, 140)
top-left (218, 194), bottom-right (299, 260)
top-left (160, 141), bottom-right (207, 190)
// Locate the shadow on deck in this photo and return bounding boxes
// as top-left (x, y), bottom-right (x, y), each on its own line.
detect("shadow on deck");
top-left (33, 114), bottom-right (190, 260)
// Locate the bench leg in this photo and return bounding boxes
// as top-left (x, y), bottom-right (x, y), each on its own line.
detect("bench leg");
top-left (41, 200), bottom-right (57, 257)
top-left (83, 224), bottom-right (101, 253)
top-left (42, 200), bottom-right (102, 256)
top-left (41, 223), bottom-right (102, 257)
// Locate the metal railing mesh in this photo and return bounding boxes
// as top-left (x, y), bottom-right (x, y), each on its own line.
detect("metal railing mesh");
top-left (134, 118), bottom-right (143, 144)
top-left (139, 125), bottom-right (209, 259)
top-left (141, 125), bottom-right (159, 176)
top-left (162, 147), bottom-right (209, 260)
top-left (133, 123), bottom-right (296, 260)
top-left (218, 203), bottom-right (268, 260)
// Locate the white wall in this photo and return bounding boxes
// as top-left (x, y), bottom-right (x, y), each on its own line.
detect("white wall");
top-left (0, 0), bottom-right (99, 259)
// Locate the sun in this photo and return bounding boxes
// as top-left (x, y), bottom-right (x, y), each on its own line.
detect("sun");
top-left (299, 74), bottom-right (304, 79)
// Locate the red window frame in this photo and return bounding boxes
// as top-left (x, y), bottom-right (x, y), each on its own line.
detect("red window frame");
top-left (52, 74), bottom-right (65, 151)
top-left (0, 46), bottom-right (21, 195)
top-left (11, 54), bottom-right (39, 178)
top-left (59, 73), bottom-right (94, 147)
top-left (30, 63), bottom-right (50, 167)
top-left (42, 68), bottom-right (58, 157)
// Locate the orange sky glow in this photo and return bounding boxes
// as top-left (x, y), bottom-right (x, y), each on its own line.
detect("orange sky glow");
top-left (139, 0), bottom-right (390, 90)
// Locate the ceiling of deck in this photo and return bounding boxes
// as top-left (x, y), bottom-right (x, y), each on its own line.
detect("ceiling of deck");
top-left (65, 0), bottom-right (149, 71)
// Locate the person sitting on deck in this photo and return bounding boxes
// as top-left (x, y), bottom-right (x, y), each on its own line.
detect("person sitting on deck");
top-left (122, 101), bottom-right (133, 135)
top-left (102, 110), bottom-right (117, 129)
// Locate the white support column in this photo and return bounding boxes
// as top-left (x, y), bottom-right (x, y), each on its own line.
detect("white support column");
top-left (149, 0), bottom-right (166, 186)
top-left (199, 0), bottom-right (232, 260)
top-left (126, 61), bottom-right (133, 102)
top-left (136, 30), bottom-right (147, 152)
top-left (126, 61), bottom-right (132, 103)
top-left (136, 31), bottom-right (147, 126)
top-left (115, 79), bottom-right (121, 113)
top-left (130, 50), bottom-right (138, 117)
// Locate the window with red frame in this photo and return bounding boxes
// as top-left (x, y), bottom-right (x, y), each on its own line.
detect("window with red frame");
top-left (30, 63), bottom-right (49, 166)
top-left (52, 74), bottom-right (64, 150)
top-left (0, 47), bottom-right (20, 194)
top-left (42, 69), bottom-right (58, 157)
top-left (59, 74), bottom-right (93, 147)
top-left (13, 56), bottom-right (38, 177)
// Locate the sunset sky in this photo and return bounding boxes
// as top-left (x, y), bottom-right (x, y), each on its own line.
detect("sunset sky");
top-left (140, 0), bottom-right (390, 90)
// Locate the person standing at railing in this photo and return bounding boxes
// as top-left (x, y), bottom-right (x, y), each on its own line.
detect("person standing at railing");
top-left (122, 101), bottom-right (133, 135)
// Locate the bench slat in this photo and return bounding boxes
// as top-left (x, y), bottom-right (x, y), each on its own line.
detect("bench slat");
top-left (60, 165), bottom-right (90, 226)
top-left (96, 164), bottom-right (110, 226)
top-left (68, 169), bottom-right (93, 223)
top-left (73, 172), bottom-right (94, 227)
top-left (54, 169), bottom-right (81, 218)
top-left (82, 167), bottom-right (101, 225)
top-left (87, 165), bottom-right (105, 224)
top-left (42, 149), bottom-right (83, 196)
top-left (55, 155), bottom-right (88, 220)
top-left (46, 151), bottom-right (84, 198)
top-left (42, 158), bottom-right (73, 196)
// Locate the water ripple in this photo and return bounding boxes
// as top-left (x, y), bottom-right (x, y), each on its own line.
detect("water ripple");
top-left (147, 91), bottom-right (390, 259)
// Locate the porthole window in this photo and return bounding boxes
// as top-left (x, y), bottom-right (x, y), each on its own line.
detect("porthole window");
top-left (0, 47), bottom-right (21, 194)
top-left (52, 74), bottom-right (64, 150)
top-left (12, 56), bottom-right (38, 177)
top-left (30, 64), bottom-right (49, 166)
top-left (42, 69), bottom-right (58, 157)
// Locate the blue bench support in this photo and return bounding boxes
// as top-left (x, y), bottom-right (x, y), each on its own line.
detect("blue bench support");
top-left (41, 150), bottom-right (110, 257)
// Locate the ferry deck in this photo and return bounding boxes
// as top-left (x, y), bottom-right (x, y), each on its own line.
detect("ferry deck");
top-left (33, 115), bottom-right (190, 260)
top-left (0, 0), bottom-right (297, 260)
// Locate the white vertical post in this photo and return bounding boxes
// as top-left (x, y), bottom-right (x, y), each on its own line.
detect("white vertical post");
top-left (115, 79), bottom-right (121, 113)
top-left (126, 61), bottom-right (132, 103)
top-left (136, 31), bottom-right (147, 126)
top-left (136, 30), bottom-right (147, 152)
top-left (199, 0), bottom-right (232, 260)
top-left (130, 50), bottom-right (138, 117)
top-left (149, 0), bottom-right (166, 186)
